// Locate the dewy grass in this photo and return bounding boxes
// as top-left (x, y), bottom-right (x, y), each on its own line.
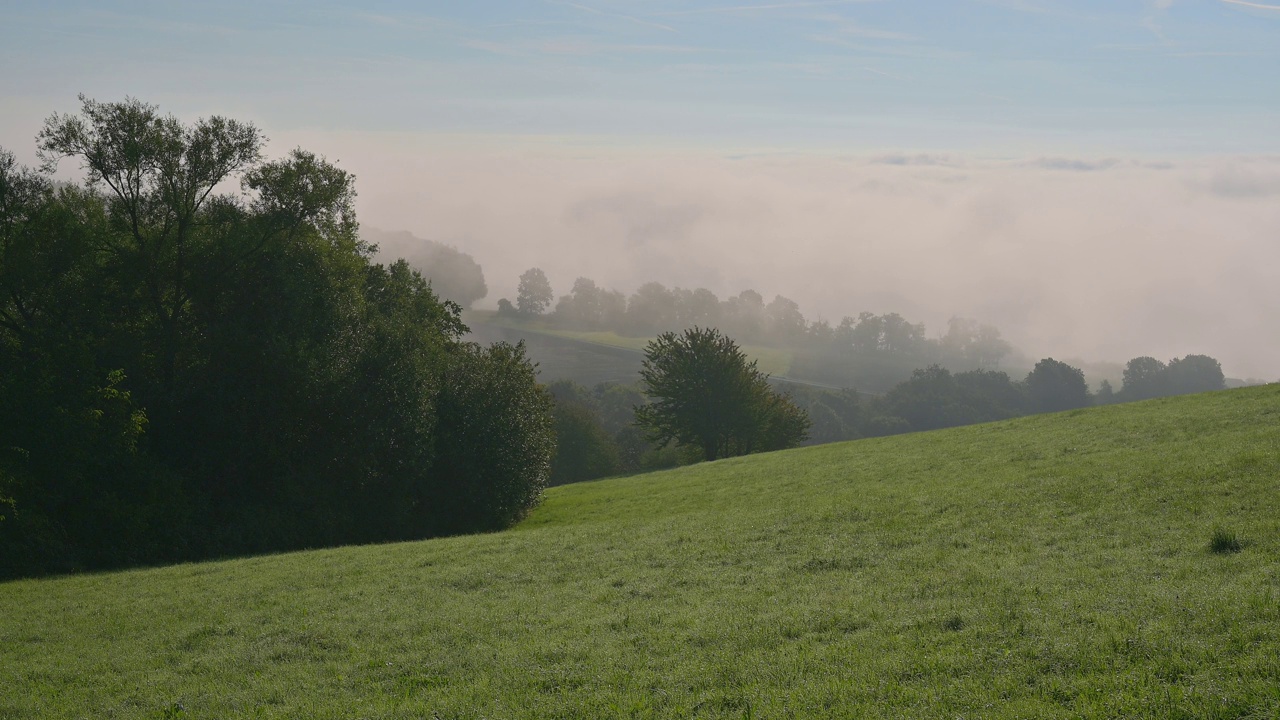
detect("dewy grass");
top-left (1209, 527), bottom-right (1244, 554)
top-left (2, 385), bottom-right (1280, 719)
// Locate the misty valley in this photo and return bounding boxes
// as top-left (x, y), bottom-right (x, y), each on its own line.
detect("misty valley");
top-left (4, 7), bottom-right (1280, 706)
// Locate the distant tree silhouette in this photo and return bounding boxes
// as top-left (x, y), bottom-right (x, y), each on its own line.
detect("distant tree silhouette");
top-left (1167, 355), bottom-right (1225, 395)
top-left (1026, 358), bottom-right (1090, 412)
top-left (1122, 356), bottom-right (1170, 400)
top-left (516, 268), bottom-right (553, 316)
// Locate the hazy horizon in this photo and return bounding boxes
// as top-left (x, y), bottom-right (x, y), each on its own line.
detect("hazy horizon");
top-left (343, 140), bottom-right (1278, 380)
top-left (3, 0), bottom-right (1277, 379)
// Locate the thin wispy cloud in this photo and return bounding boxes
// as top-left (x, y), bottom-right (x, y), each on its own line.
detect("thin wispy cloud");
top-left (1141, 16), bottom-right (1170, 43)
top-left (349, 11), bottom-right (452, 32)
top-left (556, 1), bottom-right (678, 32)
top-left (652, 1), bottom-right (878, 18)
top-left (463, 37), bottom-right (709, 57)
top-left (1220, 0), bottom-right (1280, 9)
top-left (1027, 157), bottom-right (1121, 171)
top-left (861, 65), bottom-right (908, 81)
top-left (970, 0), bottom-right (1054, 15)
top-left (1168, 50), bottom-right (1269, 57)
top-left (823, 16), bottom-right (918, 41)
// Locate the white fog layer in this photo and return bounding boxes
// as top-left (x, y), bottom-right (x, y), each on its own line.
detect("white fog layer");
top-left (287, 132), bottom-right (1280, 380)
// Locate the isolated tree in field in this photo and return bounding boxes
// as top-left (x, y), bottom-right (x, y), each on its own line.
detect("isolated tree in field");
top-left (516, 267), bottom-right (553, 316)
top-left (635, 327), bottom-right (809, 462)
top-left (1025, 358), bottom-right (1090, 413)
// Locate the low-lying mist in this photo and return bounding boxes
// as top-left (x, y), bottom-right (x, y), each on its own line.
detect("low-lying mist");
top-left (288, 131), bottom-right (1280, 380)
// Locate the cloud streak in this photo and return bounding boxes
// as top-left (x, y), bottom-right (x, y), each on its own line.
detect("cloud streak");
top-left (1220, 0), bottom-right (1280, 9)
top-left (556, 2), bottom-right (678, 33)
top-left (653, 1), bottom-right (879, 17)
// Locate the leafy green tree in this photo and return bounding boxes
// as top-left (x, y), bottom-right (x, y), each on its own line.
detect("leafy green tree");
top-left (1167, 354), bottom-right (1225, 395)
top-left (764, 294), bottom-right (807, 341)
top-left (516, 267), bottom-right (553, 316)
top-left (1025, 358), bottom-right (1090, 413)
top-left (878, 366), bottom-right (1023, 432)
top-left (430, 341), bottom-right (555, 533)
top-left (554, 277), bottom-right (608, 328)
top-left (721, 289), bottom-right (764, 340)
top-left (38, 95), bottom-right (265, 394)
top-left (676, 287), bottom-right (722, 330)
top-left (625, 281), bottom-right (678, 334)
top-left (546, 382), bottom-right (620, 485)
top-left (1121, 356), bottom-right (1170, 400)
top-left (1095, 379), bottom-right (1116, 405)
top-left (1, 98), bottom-right (559, 577)
top-left (635, 327), bottom-right (809, 461)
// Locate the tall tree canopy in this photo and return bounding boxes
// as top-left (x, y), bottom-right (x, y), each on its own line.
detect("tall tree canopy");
top-left (635, 327), bottom-right (809, 462)
top-left (516, 267), bottom-right (553, 316)
top-left (1025, 358), bottom-right (1090, 413)
top-left (0, 97), bottom-right (553, 578)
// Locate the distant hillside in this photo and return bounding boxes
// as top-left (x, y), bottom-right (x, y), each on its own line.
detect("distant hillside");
top-left (3, 385), bottom-right (1279, 718)
top-left (363, 228), bottom-right (487, 309)
top-left (465, 310), bottom-right (836, 391)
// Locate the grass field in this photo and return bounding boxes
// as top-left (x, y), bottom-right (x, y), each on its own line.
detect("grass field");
top-left (3, 386), bottom-right (1280, 718)
top-left (465, 313), bottom-right (794, 379)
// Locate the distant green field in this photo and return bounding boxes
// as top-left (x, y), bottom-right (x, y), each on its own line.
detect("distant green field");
top-left (463, 314), bottom-right (794, 380)
top-left (3, 386), bottom-right (1280, 718)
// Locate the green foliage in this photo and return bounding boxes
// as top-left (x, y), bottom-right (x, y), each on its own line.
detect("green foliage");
top-left (636, 327), bottom-right (809, 461)
top-left (1026, 357), bottom-right (1091, 413)
top-left (548, 391), bottom-right (621, 486)
top-left (786, 386), bottom-right (864, 445)
top-left (516, 267), bottom-right (553, 316)
top-left (879, 365), bottom-right (1024, 432)
top-left (0, 99), bottom-right (555, 577)
top-left (1168, 354), bottom-right (1226, 395)
top-left (1096, 378), bottom-right (1116, 404)
top-left (1121, 354), bottom-right (1226, 402)
top-left (1122, 356), bottom-right (1171, 400)
top-left (3, 386), bottom-right (1279, 718)
top-left (431, 341), bottom-right (555, 533)
top-left (553, 277), bottom-right (626, 330)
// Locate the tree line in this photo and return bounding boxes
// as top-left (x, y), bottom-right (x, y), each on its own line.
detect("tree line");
top-left (499, 268), bottom-right (1013, 391)
top-left (0, 98), bottom-right (554, 579)
top-left (548, 352), bottom-right (1226, 485)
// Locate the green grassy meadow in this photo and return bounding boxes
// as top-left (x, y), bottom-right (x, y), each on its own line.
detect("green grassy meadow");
top-left (3, 386), bottom-right (1280, 718)
top-left (468, 313), bottom-right (794, 379)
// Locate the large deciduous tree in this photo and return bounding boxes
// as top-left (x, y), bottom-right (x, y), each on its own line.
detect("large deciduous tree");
top-left (1167, 354), bottom-right (1225, 395)
top-left (1121, 356), bottom-right (1170, 400)
top-left (516, 267), bottom-right (553, 316)
top-left (635, 326), bottom-right (809, 462)
top-left (1025, 358), bottom-right (1090, 413)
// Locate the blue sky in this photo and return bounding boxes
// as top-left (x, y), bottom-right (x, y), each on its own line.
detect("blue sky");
top-left (3, 0), bottom-right (1278, 154)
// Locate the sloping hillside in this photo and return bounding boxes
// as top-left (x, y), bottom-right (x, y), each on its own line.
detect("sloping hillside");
top-left (2, 386), bottom-right (1279, 718)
